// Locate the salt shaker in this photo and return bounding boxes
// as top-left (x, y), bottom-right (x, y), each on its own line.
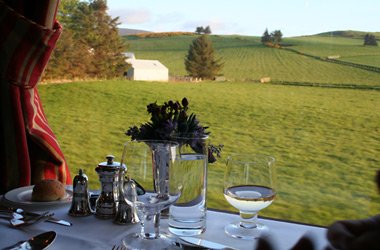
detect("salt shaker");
top-left (69, 169), bottom-right (93, 216)
top-left (114, 176), bottom-right (140, 224)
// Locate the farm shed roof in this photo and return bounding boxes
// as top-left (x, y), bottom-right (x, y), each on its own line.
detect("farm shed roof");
top-left (127, 59), bottom-right (168, 70)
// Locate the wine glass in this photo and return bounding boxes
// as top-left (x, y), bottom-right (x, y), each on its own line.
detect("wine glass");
top-left (223, 154), bottom-right (276, 239)
top-left (121, 140), bottom-right (182, 249)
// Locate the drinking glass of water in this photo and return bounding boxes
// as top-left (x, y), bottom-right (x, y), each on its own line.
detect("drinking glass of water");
top-left (168, 134), bottom-right (208, 236)
top-left (223, 154), bottom-right (276, 239)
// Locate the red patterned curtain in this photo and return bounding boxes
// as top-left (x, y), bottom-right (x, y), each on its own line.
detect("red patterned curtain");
top-left (0, 0), bottom-right (71, 194)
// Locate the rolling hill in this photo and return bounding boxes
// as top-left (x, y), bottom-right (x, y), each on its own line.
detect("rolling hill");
top-left (122, 31), bottom-right (380, 88)
top-left (314, 30), bottom-right (380, 39)
top-left (118, 28), bottom-right (150, 36)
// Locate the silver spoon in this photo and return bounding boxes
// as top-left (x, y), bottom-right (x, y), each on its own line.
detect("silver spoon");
top-left (3, 231), bottom-right (56, 250)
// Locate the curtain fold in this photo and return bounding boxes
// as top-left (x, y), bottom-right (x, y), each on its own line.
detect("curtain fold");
top-left (0, 0), bottom-right (71, 194)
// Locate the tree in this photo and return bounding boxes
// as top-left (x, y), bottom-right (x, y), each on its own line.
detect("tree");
top-left (86, 0), bottom-right (128, 78)
top-left (271, 30), bottom-right (283, 45)
top-left (204, 25), bottom-right (212, 34)
top-left (261, 28), bottom-right (271, 43)
top-left (44, 0), bottom-right (128, 80)
top-left (195, 25), bottom-right (211, 34)
top-left (195, 26), bottom-right (204, 34)
top-left (261, 29), bottom-right (283, 46)
top-left (44, 28), bottom-right (93, 80)
top-left (364, 34), bottom-right (378, 46)
top-left (185, 35), bottom-right (224, 80)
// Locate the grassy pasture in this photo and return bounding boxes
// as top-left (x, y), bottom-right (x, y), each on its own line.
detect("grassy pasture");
top-left (286, 36), bottom-right (380, 67)
top-left (123, 34), bottom-right (380, 86)
top-left (340, 54), bottom-right (380, 68)
top-left (38, 80), bottom-right (380, 226)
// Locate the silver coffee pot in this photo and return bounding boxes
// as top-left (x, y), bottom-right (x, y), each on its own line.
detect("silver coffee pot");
top-left (95, 155), bottom-right (126, 219)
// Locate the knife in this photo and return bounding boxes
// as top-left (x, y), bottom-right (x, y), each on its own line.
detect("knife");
top-left (46, 217), bottom-right (72, 226)
top-left (180, 237), bottom-right (238, 250)
top-left (3, 231), bottom-right (56, 250)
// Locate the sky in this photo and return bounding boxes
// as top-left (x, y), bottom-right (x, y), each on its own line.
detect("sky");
top-left (107, 0), bottom-right (379, 37)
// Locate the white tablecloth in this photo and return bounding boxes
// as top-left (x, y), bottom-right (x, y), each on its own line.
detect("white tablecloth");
top-left (0, 197), bottom-right (331, 250)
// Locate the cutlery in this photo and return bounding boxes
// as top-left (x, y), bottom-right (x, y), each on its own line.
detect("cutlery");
top-left (180, 237), bottom-right (238, 250)
top-left (0, 212), bottom-right (24, 220)
top-left (3, 231), bottom-right (56, 250)
top-left (15, 209), bottom-right (72, 227)
top-left (10, 211), bottom-right (54, 227)
top-left (0, 208), bottom-right (72, 227)
top-left (44, 217), bottom-right (72, 227)
top-left (111, 244), bottom-right (127, 250)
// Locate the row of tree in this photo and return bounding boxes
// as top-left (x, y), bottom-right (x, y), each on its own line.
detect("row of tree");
top-left (261, 28), bottom-right (283, 45)
top-left (44, 0), bottom-right (128, 81)
top-left (363, 34), bottom-right (378, 46)
top-left (195, 26), bottom-right (212, 35)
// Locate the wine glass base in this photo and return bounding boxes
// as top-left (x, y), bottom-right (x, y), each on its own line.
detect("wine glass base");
top-left (224, 221), bottom-right (270, 240)
top-left (122, 232), bottom-right (181, 250)
top-left (168, 226), bottom-right (206, 237)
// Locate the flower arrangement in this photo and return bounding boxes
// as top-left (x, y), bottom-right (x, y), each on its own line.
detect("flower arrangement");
top-left (126, 97), bottom-right (222, 163)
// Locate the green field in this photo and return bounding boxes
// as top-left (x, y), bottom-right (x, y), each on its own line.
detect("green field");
top-left (123, 33), bottom-right (380, 86)
top-left (38, 32), bottom-right (380, 226)
top-left (38, 80), bottom-right (380, 226)
top-left (285, 36), bottom-right (380, 68)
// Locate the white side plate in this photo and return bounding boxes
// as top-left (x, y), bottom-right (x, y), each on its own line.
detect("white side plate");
top-left (4, 186), bottom-right (72, 207)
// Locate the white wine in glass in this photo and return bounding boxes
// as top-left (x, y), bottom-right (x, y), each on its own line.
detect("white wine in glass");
top-left (224, 154), bottom-right (276, 239)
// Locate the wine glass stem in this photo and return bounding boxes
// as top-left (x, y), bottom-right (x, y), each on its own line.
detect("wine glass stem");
top-left (239, 211), bottom-right (258, 229)
top-left (140, 212), bottom-right (160, 239)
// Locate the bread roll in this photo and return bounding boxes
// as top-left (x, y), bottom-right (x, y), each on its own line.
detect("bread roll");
top-left (32, 179), bottom-right (66, 201)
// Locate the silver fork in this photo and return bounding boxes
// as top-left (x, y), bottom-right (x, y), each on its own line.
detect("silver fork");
top-left (111, 244), bottom-right (126, 250)
top-left (0, 211), bottom-right (24, 220)
top-left (10, 211), bottom-right (54, 227)
top-left (0, 208), bottom-right (71, 227)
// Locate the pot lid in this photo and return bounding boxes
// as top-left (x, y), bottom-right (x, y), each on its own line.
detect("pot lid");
top-left (97, 155), bottom-right (126, 170)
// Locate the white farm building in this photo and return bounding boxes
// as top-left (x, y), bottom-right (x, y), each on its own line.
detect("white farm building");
top-left (125, 58), bottom-right (169, 82)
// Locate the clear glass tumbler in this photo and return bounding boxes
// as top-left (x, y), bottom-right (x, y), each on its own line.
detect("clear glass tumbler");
top-left (168, 135), bottom-right (208, 236)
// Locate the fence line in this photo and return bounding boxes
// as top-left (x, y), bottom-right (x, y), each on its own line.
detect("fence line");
top-left (169, 76), bottom-right (203, 82)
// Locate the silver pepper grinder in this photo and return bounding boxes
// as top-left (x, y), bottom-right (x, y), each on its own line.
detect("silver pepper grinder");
top-left (69, 169), bottom-right (93, 216)
top-left (95, 155), bottom-right (126, 219)
top-left (114, 176), bottom-right (140, 224)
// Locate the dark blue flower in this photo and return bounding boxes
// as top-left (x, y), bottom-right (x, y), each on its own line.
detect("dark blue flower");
top-left (126, 97), bottom-right (222, 162)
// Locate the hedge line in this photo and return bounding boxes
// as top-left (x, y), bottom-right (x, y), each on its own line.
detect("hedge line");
top-left (269, 80), bottom-right (380, 91)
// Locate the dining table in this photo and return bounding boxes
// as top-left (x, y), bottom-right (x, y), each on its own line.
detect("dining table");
top-left (0, 190), bottom-right (332, 250)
